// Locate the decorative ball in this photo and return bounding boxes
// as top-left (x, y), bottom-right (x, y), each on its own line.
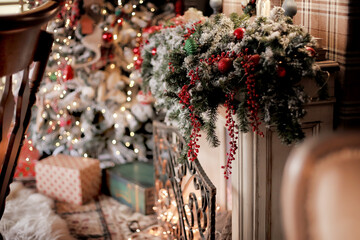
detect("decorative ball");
top-left (102, 32), bottom-right (113, 43)
top-left (184, 38), bottom-right (198, 55)
top-left (305, 46), bottom-right (316, 57)
top-left (249, 54), bottom-right (260, 66)
top-left (218, 58), bottom-right (233, 74)
top-left (277, 66), bottom-right (286, 77)
top-left (233, 27), bottom-right (245, 41)
top-left (63, 65), bottom-right (74, 81)
top-left (49, 72), bottom-right (57, 81)
top-left (151, 48), bottom-right (157, 56)
top-left (133, 47), bottom-right (140, 55)
top-left (135, 58), bottom-right (143, 69)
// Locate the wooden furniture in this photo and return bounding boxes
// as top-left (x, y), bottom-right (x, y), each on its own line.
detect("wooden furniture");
top-left (281, 132), bottom-right (360, 240)
top-left (0, 0), bottom-right (60, 230)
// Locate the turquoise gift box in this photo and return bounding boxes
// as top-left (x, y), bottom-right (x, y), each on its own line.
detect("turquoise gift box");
top-left (106, 162), bottom-right (155, 215)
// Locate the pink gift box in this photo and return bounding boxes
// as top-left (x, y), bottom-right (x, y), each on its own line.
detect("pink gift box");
top-left (35, 154), bottom-right (101, 205)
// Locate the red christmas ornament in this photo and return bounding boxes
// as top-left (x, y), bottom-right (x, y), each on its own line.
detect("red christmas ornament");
top-left (102, 32), bottom-right (113, 43)
top-left (277, 66), bottom-right (286, 77)
top-left (63, 65), bottom-right (74, 81)
top-left (59, 116), bottom-right (72, 127)
top-left (117, 18), bottom-right (123, 27)
top-left (135, 57), bottom-right (143, 69)
top-left (218, 58), bottom-right (233, 74)
top-left (305, 46), bottom-right (316, 57)
top-left (233, 27), bottom-right (245, 41)
top-left (151, 47), bottom-right (157, 56)
top-left (133, 47), bottom-right (140, 55)
top-left (249, 54), bottom-right (260, 66)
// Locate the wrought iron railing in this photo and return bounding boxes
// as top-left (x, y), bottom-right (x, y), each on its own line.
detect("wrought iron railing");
top-left (153, 121), bottom-right (216, 240)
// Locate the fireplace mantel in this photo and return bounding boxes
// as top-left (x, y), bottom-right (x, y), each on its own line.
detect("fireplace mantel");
top-left (196, 60), bottom-right (339, 240)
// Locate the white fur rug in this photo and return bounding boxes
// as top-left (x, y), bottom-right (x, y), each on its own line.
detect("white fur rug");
top-left (0, 182), bottom-right (74, 240)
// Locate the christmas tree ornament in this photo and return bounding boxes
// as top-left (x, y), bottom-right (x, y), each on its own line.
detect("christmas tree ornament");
top-left (135, 57), bottom-right (143, 69)
top-left (184, 38), bottom-right (197, 55)
top-left (63, 65), bottom-right (74, 81)
top-left (49, 72), bottom-right (57, 81)
top-left (151, 47), bottom-right (157, 56)
top-left (249, 54), bottom-right (260, 65)
top-left (133, 47), bottom-right (140, 55)
top-left (277, 65), bottom-right (286, 77)
top-left (305, 46), bottom-right (316, 57)
top-left (218, 58), bottom-right (233, 74)
top-left (233, 27), bottom-right (245, 40)
top-left (102, 32), bottom-right (113, 43)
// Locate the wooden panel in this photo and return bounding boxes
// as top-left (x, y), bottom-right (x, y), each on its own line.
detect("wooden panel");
top-left (265, 122), bottom-right (321, 240)
top-left (231, 62), bottom-right (337, 240)
top-left (197, 106), bottom-right (229, 210)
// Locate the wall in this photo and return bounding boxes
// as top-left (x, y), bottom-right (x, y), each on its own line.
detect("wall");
top-left (222, 0), bottom-right (360, 128)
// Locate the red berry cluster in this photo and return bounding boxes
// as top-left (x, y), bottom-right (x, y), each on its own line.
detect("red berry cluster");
top-left (168, 62), bottom-right (175, 72)
top-left (184, 27), bottom-right (196, 41)
top-left (183, 21), bottom-right (202, 41)
top-left (199, 51), bottom-right (233, 65)
top-left (222, 91), bottom-right (239, 179)
top-left (178, 67), bottom-right (201, 161)
top-left (240, 51), bottom-right (264, 137)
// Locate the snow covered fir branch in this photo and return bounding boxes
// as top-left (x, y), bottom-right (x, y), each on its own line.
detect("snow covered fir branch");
top-left (140, 7), bottom-right (328, 178)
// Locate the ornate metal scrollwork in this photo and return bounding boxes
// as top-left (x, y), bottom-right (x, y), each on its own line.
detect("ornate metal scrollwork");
top-left (153, 121), bottom-right (216, 240)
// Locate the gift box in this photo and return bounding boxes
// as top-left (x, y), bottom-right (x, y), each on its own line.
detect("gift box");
top-left (35, 154), bottom-right (101, 205)
top-left (106, 162), bottom-right (155, 215)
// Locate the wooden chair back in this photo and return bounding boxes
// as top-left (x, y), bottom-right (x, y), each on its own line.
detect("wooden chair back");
top-left (281, 132), bottom-right (360, 240)
top-left (0, 0), bottom-right (61, 223)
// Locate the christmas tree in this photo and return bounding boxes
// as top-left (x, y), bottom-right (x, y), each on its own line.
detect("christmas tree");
top-left (27, 0), bottom-right (175, 165)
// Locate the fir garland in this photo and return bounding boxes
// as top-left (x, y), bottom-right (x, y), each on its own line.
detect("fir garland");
top-left (141, 8), bottom-right (327, 178)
